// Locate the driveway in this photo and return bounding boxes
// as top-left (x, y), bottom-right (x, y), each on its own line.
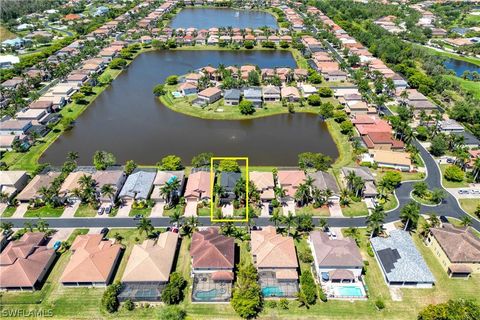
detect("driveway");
top-left (184, 201), bottom-right (198, 217)
top-left (13, 203), bottom-right (29, 218)
top-left (0, 203), bottom-right (7, 215)
top-left (260, 202), bottom-right (270, 217)
top-left (150, 202), bottom-right (165, 217)
top-left (328, 203), bottom-right (344, 217)
top-left (282, 200), bottom-right (296, 216)
top-left (47, 228), bottom-right (74, 248)
top-left (116, 200), bottom-right (133, 217)
top-left (222, 204), bottom-right (234, 217)
top-left (62, 200), bottom-right (80, 218)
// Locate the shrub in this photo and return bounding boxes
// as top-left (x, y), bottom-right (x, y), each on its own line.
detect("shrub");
top-left (318, 87), bottom-right (333, 97)
top-left (367, 244), bottom-right (374, 257)
top-left (265, 300), bottom-right (277, 308)
top-left (231, 263), bottom-right (262, 319)
top-left (444, 165), bottom-right (464, 182)
top-left (307, 94), bottom-right (321, 106)
top-left (375, 298), bottom-right (385, 310)
top-left (161, 272), bottom-right (187, 305)
top-left (101, 282), bottom-right (121, 313)
top-left (239, 100), bottom-right (255, 115)
top-left (299, 271), bottom-right (317, 305)
top-left (123, 299), bottom-right (134, 311)
top-left (158, 306), bottom-right (187, 320)
top-left (109, 58), bottom-right (127, 69)
top-left (166, 75), bottom-right (178, 85)
top-left (318, 286), bottom-right (327, 302)
top-left (278, 298), bottom-right (289, 309)
top-left (153, 84), bottom-right (166, 96)
top-left (298, 250), bottom-right (314, 264)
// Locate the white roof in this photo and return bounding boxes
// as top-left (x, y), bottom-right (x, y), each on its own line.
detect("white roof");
top-left (0, 55), bottom-right (20, 64)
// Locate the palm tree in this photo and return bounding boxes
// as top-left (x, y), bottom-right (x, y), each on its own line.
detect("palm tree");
top-left (294, 183), bottom-right (311, 207)
top-left (282, 211), bottom-right (296, 236)
top-left (428, 214), bottom-right (440, 228)
top-left (182, 216), bottom-right (198, 237)
top-left (67, 151), bottom-right (79, 162)
top-left (1, 222), bottom-right (13, 234)
top-left (36, 219), bottom-right (49, 232)
top-left (400, 201), bottom-right (420, 231)
top-left (0, 191), bottom-right (9, 204)
top-left (270, 210), bottom-right (282, 229)
top-left (366, 205), bottom-right (385, 237)
top-left (100, 184), bottom-right (115, 203)
top-left (137, 217), bottom-right (154, 236)
top-left (344, 227), bottom-right (360, 244)
top-left (460, 216), bottom-right (472, 227)
top-left (169, 208), bottom-right (182, 227)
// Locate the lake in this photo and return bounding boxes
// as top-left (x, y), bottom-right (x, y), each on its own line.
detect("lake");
top-left (443, 58), bottom-right (480, 77)
top-left (40, 50), bottom-right (338, 166)
top-left (169, 8), bottom-right (278, 29)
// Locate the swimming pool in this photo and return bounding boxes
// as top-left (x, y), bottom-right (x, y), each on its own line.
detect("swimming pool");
top-left (194, 288), bottom-right (225, 300)
top-left (262, 286), bottom-right (284, 297)
top-left (172, 91), bottom-right (182, 98)
top-left (334, 286), bottom-right (364, 297)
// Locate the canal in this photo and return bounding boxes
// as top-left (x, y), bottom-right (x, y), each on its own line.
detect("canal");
top-left (169, 7), bottom-right (278, 29)
top-left (40, 50), bottom-right (339, 166)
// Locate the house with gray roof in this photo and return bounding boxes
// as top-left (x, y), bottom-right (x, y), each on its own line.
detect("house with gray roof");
top-left (308, 171), bottom-right (340, 202)
top-left (223, 89), bottom-right (241, 106)
top-left (262, 85), bottom-right (281, 102)
top-left (118, 169), bottom-right (156, 200)
top-left (371, 230), bottom-right (435, 288)
top-left (243, 87), bottom-right (263, 107)
top-left (219, 172), bottom-right (241, 204)
top-left (341, 167), bottom-right (377, 198)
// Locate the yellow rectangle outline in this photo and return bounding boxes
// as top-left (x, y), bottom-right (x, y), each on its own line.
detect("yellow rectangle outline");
top-left (210, 157), bottom-right (249, 223)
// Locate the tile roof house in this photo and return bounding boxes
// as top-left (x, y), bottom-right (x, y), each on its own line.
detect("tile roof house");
top-left (185, 170), bottom-right (211, 202)
top-left (16, 171), bottom-right (60, 203)
top-left (361, 132), bottom-right (405, 151)
top-left (0, 232), bottom-right (56, 290)
top-left (427, 224), bottom-right (480, 278)
top-left (59, 170), bottom-right (93, 199)
top-left (371, 230), bottom-right (435, 287)
top-left (150, 170), bottom-right (185, 202)
top-left (262, 85), bottom-right (281, 102)
top-left (251, 226), bottom-right (299, 297)
top-left (190, 228), bottom-right (235, 272)
top-left (198, 87), bottom-right (222, 104)
top-left (0, 170), bottom-right (29, 200)
top-left (178, 82), bottom-right (198, 96)
top-left (119, 232), bottom-right (179, 301)
top-left (369, 150), bottom-right (412, 172)
top-left (0, 119), bottom-right (32, 136)
top-left (92, 169), bottom-right (127, 204)
top-left (277, 170), bottom-right (306, 199)
top-left (309, 231), bottom-right (363, 282)
top-left (249, 171), bottom-right (275, 201)
top-left (61, 234), bottom-right (122, 286)
top-left (281, 86), bottom-right (300, 102)
top-left (307, 171), bottom-right (340, 201)
top-left (118, 169), bottom-right (156, 200)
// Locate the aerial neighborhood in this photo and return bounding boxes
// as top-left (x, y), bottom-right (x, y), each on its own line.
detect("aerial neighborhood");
top-left (0, 0), bottom-right (479, 319)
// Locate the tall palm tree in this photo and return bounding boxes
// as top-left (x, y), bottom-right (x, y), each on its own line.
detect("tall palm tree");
top-left (428, 214), bottom-right (440, 228)
top-left (137, 217), bottom-right (153, 236)
top-left (367, 205), bottom-right (385, 238)
top-left (169, 208), bottom-right (183, 227)
top-left (100, 184), bottom-right (115, 203)
top-left (460, 216), bottom-right (472, 227)
top-left (270, 210), bottom-right (281, 229)
top-left (67, 151), bottom-right (79, 162)
top-left (294, 183), bottom-right (311, 207)
top-left (282, 211), bottom-right (296, 236)
top-left (400, 201), bottom-right (420, 231)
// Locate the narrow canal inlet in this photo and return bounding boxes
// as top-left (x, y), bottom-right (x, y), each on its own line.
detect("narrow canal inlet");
top-left (40, 50), bottom-right (339, 166)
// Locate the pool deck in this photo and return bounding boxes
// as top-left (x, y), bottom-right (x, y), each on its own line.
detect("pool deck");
top-left (322, 281), bottom-right (368, 300)
top-left (191, 273), bottom-right (232, 303)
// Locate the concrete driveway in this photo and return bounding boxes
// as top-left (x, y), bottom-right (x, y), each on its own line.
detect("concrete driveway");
top-left (117, 200), bottom-right (133, 217)
top-left (0, 203), bottom-right (7, 215)
top-left (47, 228), bottom-right (74, 248)
top-left (13, 203), bottom-right (29, 218)
top-left (260, 202), bottom-right (270, 217)
top-left (150, 202), bottom-right (165, 217)
top-left (62, 200), bottom-right (80, 218)
top-left (282, 200), bottom-right (296, 216)
top-left (184, 201), bottom-right (198, 217)
top-left (328, 203), bottom-right (344, 217)
top-left (222, 204), bottom-right (234, 217)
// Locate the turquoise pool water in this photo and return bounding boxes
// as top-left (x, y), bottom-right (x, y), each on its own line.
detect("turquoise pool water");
top-left (194, 289), bottom-right (220, 300)
top-left (262, 286), bottom-right (284, 297)
top-left (335, 286), bottom-right (363, 297)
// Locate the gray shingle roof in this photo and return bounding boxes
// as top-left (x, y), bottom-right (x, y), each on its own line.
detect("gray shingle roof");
top-left (224, 89), bottom-right (240, 100)
top-left (308, 171), bottom-right (339, 194)
top-left (119, 169), bottom-right (156, 200)
top-left (371, 230), bottom-right (435, 284)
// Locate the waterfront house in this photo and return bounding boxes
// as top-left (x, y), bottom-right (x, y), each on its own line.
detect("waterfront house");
top-left (281, 86), bottom-right (301, 102)
top-left (243, 87), bottom-right (263, 107)
top-left (16, 109), bottom-right (47, 124)
top-left (59, 170), bottom-right (93, 201)
top-left (340, 167), bottom-right (377, 198)
top-left (251, 226), bottom-right (299, 298)
top-left (61, 234), bottom-right (122, 287)
top-left (119, 232), bottom-right (179, 301)
top-left (249, 171), bottom-right (275, 202)
top-left (150, 170), bottom-right (185, 203)
top-left (371, 230), bottom-right (435, 288)
top-left (427, 224), bottom-right (480, 279)
top-left (219, 172), bottom-right (241, 205)
top-left (277, 170), bottom-right (306, 201)
top-left (300, 84), bottom-right (317, 97)
top-left (309, 231), bottom-right (364, 283)
top-left (0, 170), bottom-right (28, 201)
top-left (307, 171), bottom-right (340, 202)
top-left (0, 135), bottom-right (22, 152)
top-left (118, 169), bottom-right (156, 201)
top-left (223, 89), bottom-right (241, 106)
top-left (262, 85), bottom-right (281, 102)
top-left (361, 132), bottom-right (405, 151)
top-left (16, 171), bottom-right (60, 203)
top-left (184, 170), bottom-right (211, 203)
top-left (29, 101), bottom-right (54, 113)
top-left (37, 95), bottom-right (66, 110)
top-left (190, 228), bottom-right (235, 302)
top-left (0, 119), bottom-right (32, 136)
top-left (396, 89), bottom-right (437, 115)
top-left (65, 72), bottom-right (90, 87)
top-left (92, 169), bottom-right (127, 204)
top-left (198, 87), bottom-right (222, 104)
top-left (0, 232), bottom-right (56, 290)
top-left (346, 101), bottom-right (376, 115)
top-left (185, 73), bottom-right (202, 84)
top-left (178, 82), bottom-right (198, 96)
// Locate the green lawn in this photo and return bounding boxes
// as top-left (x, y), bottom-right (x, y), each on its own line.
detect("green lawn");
top-left (459, 198), bottom-right (479, 217)
top-left (374, 169), bottom-right (425, 183)
top-left (24, 206), bottom-right (64, 218)
top-left (296, 204), bottom-right (330, 216)
top-left (379, 194), bottom-right (398, 212)
top-left (128, 207), bottom-right (152, 217)
top-left (341, 200), bottom-right (369, 217)
top-left (447, 217), bottom-right (480, 237)
top-left (1, 205), bottom-right (17, 217)
top-left (74, 204), bottom-right (97, 217)
top-left (0, 25), bottom-right (16, 41)
top-left (328, 118), bottom-right (356, 179)
top-left (444, 75), bottom-right (480, 100)
top-left (439, 164), bottom-right (470, 188)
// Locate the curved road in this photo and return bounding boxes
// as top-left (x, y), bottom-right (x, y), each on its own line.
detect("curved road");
top-left (1, 140), bottom-right (479, 231)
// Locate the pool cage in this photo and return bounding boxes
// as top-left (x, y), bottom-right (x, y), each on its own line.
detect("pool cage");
top-left (258, 271), bottom-right (299, 298)
top-left (117, 283), bottom-right (166, 302)
top-left (191, 273), bottom-right (232, 302)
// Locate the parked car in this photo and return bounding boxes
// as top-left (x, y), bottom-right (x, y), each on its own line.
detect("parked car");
top-left (53, 241), bottom-right (62, 251)
top-left (105, 205), bottom-right (112, 214)
top-left (100, 227), bottom-right (109, 236)
top-left (133, 214), bottom-right (142, 220)
top-left (97, 207), bottom-right (104, 215)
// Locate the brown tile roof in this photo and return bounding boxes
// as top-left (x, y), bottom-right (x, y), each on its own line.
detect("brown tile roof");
top-left (430, 224), bottom-right (480, 263)
top-left (0, 232), bottom-right (55, 288)
top-left (251, 226), bottom-right (298, 269)
top-left (277, 170), bottom-right (305, 197)
top-left (309, 231), bottom-right (363, 267)
top-left (122, 232), bottom-right (179, 282)
top-left (190, 228), bottom-right (234, 269)
top-left (60, 234), bottom-right (122, 284)
top-left (198, 86), bottom-right (221, 98)
top-left (16, 172), bottom-right (60, 201)
top-left (184, 171), bottom-right (211, 199)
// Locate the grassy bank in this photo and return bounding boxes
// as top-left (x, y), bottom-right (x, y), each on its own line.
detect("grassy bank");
top-left (417, 44), bottom-right (480, 67)
top-left (444, 75), bottom-right (480, 100)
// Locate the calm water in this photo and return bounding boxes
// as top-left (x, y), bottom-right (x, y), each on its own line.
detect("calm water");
top-left (169, 8), bottom-right (278, 29)
top-left (443, 58), bottom-right (480, 77)
top-left (40, 50), bottom-right (338, 166)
